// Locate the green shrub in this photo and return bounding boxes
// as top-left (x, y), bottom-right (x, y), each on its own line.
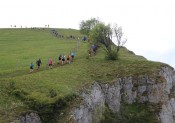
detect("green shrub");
top-left (48, 89), bottom-right (57, 98)
top-left (105, 50), bottom-right (119, 60)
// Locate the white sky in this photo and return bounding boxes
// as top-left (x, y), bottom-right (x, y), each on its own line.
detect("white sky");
top-left (0, 0), bottom-right (175, 68)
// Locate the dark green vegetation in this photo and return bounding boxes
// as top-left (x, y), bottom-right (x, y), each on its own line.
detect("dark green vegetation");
top-left (0, 28), bottom-right (168, 122)
top-left (80, 18), bottom-right (100, 36)
top-left (101, 103), bottom-right (160, 123)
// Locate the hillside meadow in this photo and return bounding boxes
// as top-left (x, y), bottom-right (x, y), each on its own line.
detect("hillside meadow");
top-left (0, 28), bottom-right (167, 122)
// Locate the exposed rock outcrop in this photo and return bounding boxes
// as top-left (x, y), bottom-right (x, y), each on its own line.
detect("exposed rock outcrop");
top-left (70, 66), bottom-right (175, 123)
top-left (70, 83), bottom-right (105, 123)
top-left (11, 112), bottom-right (41, 123)
top-left (160, 98), bottom-right (175, 123)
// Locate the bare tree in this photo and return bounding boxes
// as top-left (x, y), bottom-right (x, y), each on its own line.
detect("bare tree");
top-left (113, 24), bottom-right (127, 53)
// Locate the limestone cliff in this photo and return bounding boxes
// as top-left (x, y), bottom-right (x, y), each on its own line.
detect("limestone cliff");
top-left (68, 66), bottom-right (175, 123)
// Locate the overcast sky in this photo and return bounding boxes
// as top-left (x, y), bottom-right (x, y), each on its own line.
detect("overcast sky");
top-left (0, 0), bottom-right (175, 68)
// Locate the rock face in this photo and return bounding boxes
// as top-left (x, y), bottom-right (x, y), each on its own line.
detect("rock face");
top-left (11, 112), bottom-right (41, 123)
top-left (159, 67), bottom-right (175, 123)
top-left (101, 80), bottom-right (121, 113)
top-left (70, 83), bottom-right (106, 123)
top-left (70, 66), bottom-right (175, 123)
top-left (160, 98), bottom-right (175, 123)
top-left (70, 80), bottom-right (122, 123)
top-left (19, 112), bottom-right (41, 123)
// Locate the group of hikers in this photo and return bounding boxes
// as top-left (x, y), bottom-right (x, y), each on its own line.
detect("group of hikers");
top-left (29, 51), bottom-right (75, 73)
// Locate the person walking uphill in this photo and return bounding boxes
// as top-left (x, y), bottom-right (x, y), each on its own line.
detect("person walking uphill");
top-left (58, 54), bottom-right (62, 64)
top-left (48, 58), bottom-right (53, 69)
top-left (67, 54), bottom-right (71, 64)
top-left (62, 55), bottom-right (66, 65)
top-left (30, 62), bottom-right (34, 73)
top-left (36, 58), bottom-right (42, 70)
top-left (71, 51), bottom-right (75, 62)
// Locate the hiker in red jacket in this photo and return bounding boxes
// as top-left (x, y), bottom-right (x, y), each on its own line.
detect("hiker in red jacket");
top-left (48, 58), bottom-right (53, 69)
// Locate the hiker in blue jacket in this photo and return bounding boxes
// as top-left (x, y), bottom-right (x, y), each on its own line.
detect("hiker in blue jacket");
top-left (30, 62), bottom-right (34, 73)
top-left (71, 51), bottom-right (75, 62)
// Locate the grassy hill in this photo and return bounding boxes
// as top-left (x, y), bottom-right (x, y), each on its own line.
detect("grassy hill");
top-left (0, 28), bottom-right (168, 122)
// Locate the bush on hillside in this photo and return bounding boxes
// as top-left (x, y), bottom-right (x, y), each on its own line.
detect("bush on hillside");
top-left (48, 89), bottom-right (57, 98)
top-left (105, 50), bottom-right (119, 60)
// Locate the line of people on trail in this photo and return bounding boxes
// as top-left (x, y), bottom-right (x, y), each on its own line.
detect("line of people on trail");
top-left (30, 51), bottom-right (75, 73)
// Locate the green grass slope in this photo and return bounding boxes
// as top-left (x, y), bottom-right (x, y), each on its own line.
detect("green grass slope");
top-left (0, 28), bottom-right (169, 122)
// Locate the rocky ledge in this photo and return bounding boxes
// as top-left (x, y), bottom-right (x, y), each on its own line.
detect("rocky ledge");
top-left (68, 66), bottom-right (175, 123)
top-left (11, 112), bottom-right (41, 123)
